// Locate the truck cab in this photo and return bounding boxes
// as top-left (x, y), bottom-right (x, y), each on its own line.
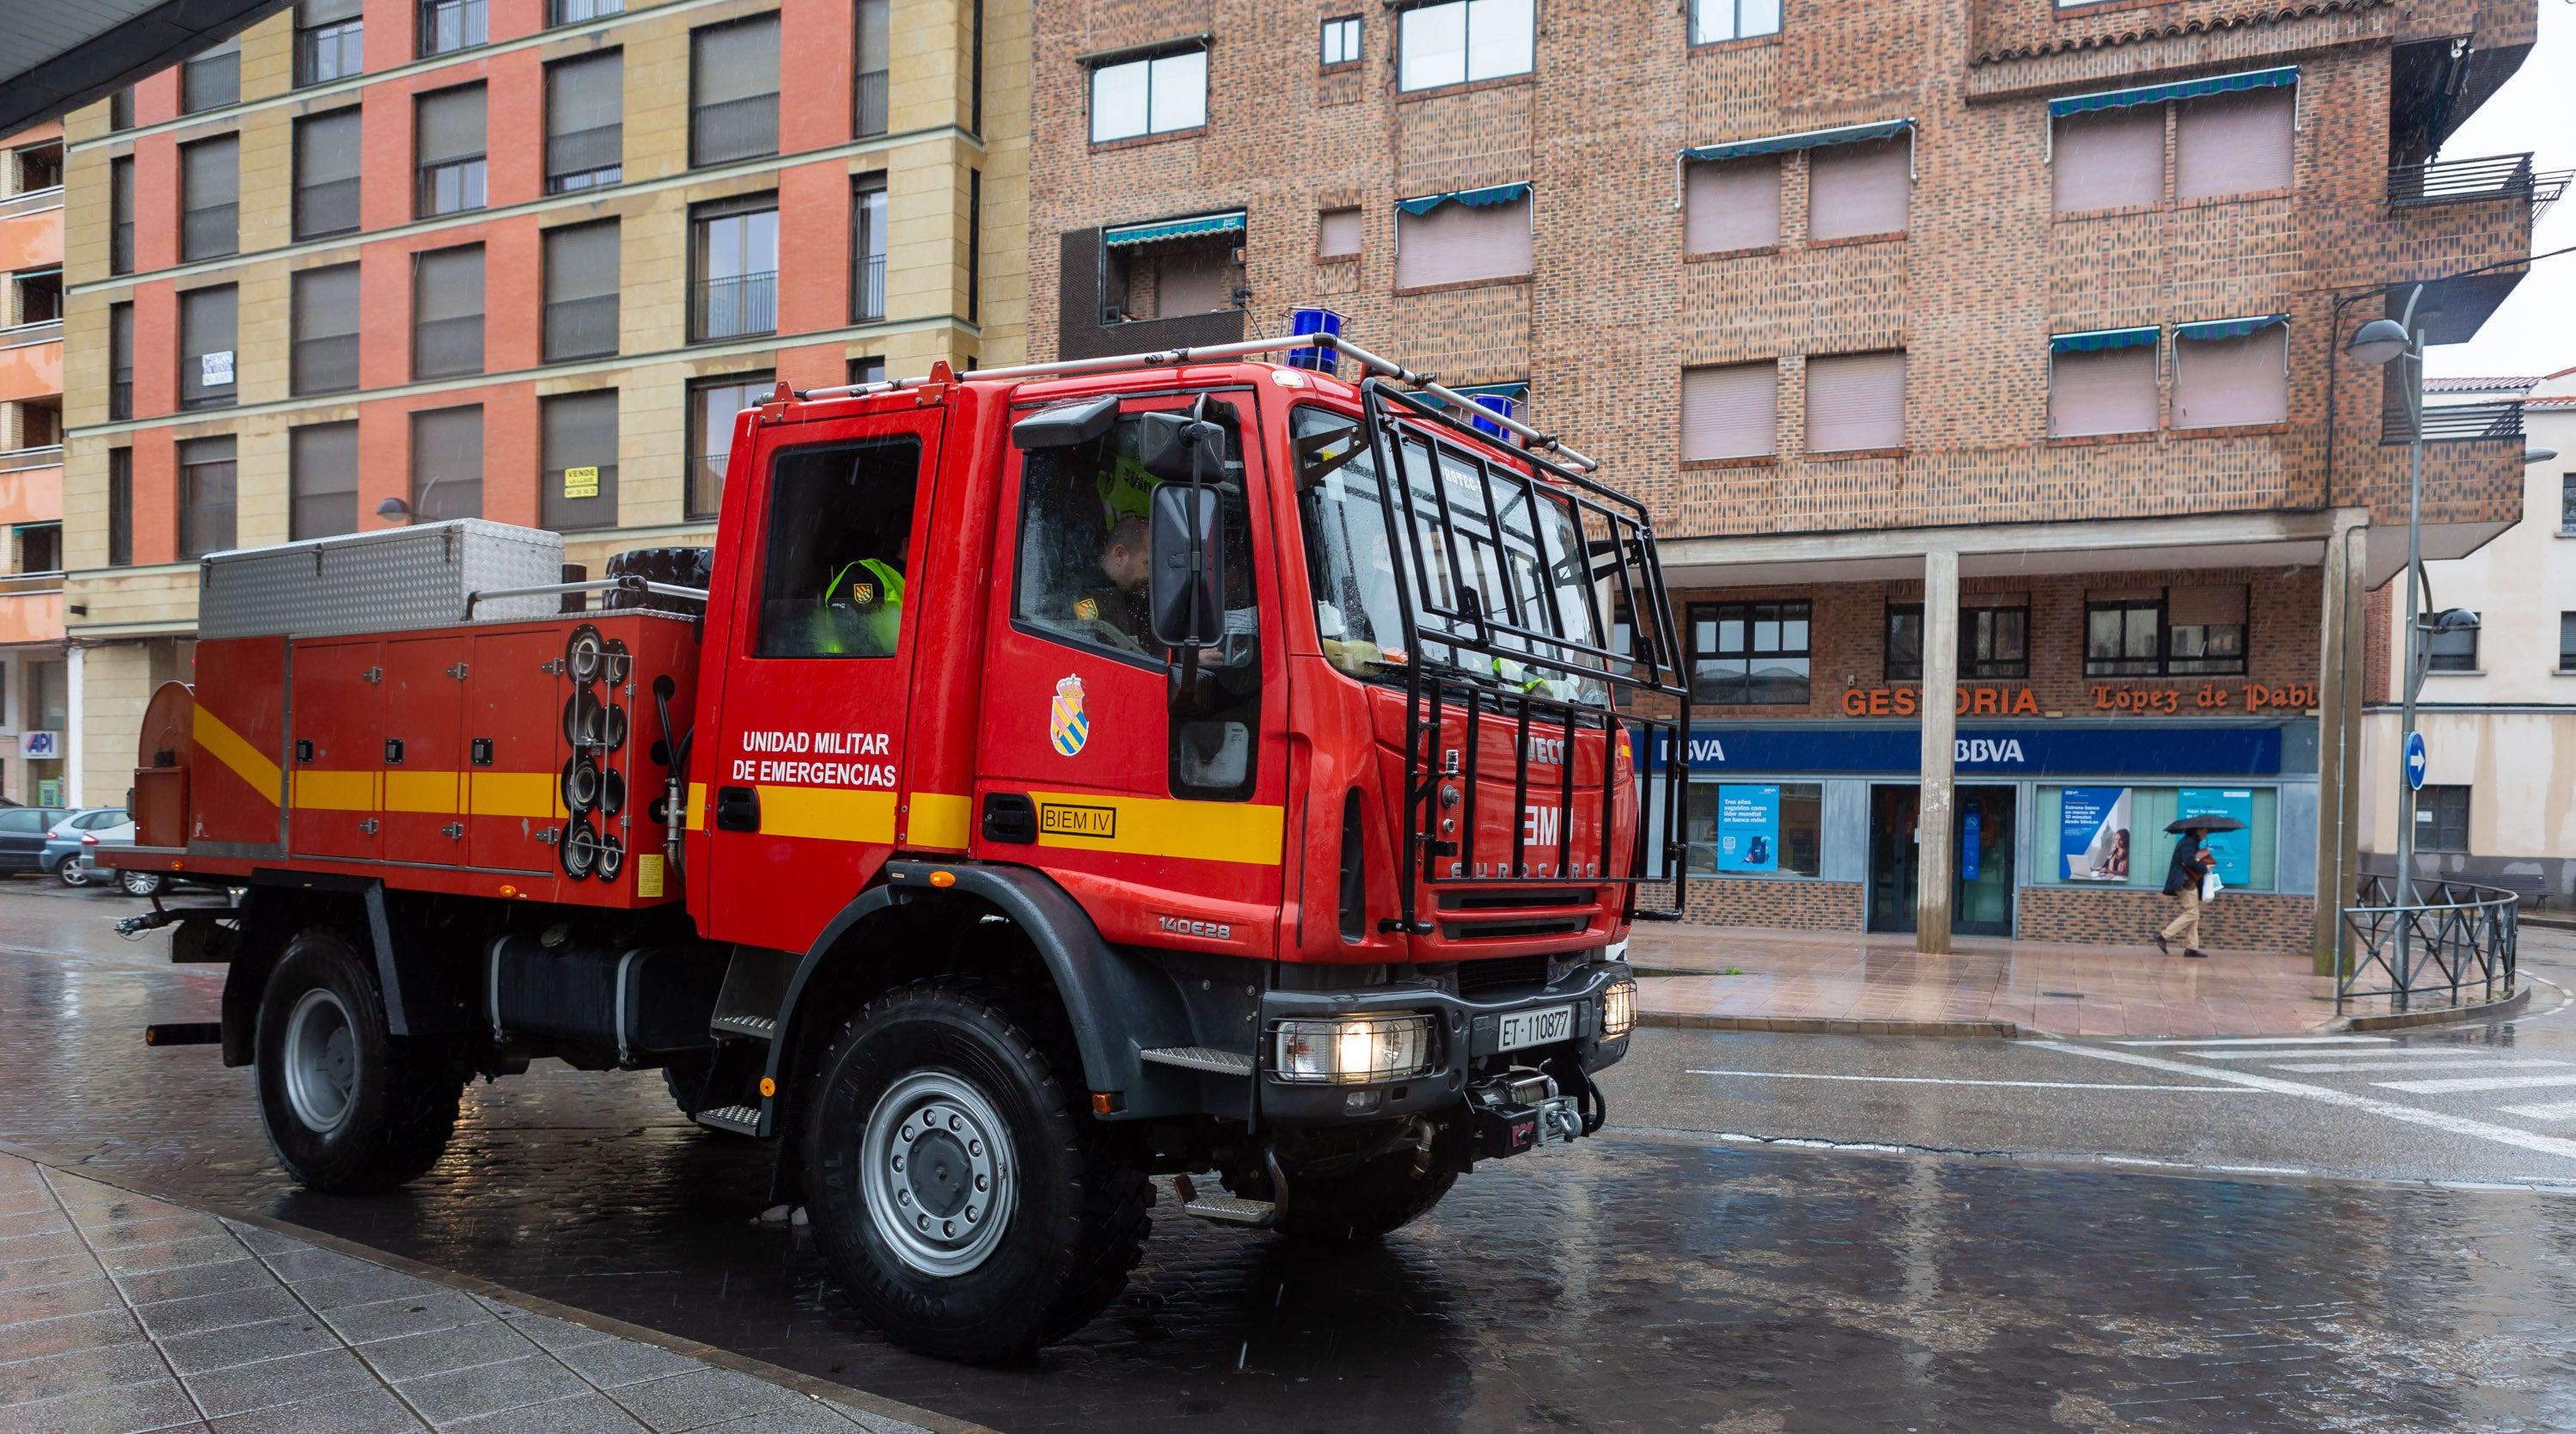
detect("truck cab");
top-left (128, 334), bottom-right (1688, 1364)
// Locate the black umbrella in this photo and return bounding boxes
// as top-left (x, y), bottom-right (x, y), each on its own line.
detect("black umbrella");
top-left (2165, 815), bottom-right (2247, 834)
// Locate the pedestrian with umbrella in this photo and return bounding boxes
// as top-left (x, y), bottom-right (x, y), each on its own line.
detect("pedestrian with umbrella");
top-left (2154, 814), bottom-right (2245, 959)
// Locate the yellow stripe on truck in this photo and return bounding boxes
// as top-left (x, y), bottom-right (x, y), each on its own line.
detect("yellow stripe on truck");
top-left (686, 781), bottom-right (707, 832)
top-left (193, 706), bottom-right (282, 805)
top-left (383, 771), bottom-right (459, 814)
top-left (469, 771), bottom-right (564, 819)
top-left (758, 785), bottom-right (899, 844)
top-left (291, 769), bottom-right (379, 812)
top-left (1026, 791), bottom-right (1285, 866)
top-left (907, 792), bottom-right (973, 849)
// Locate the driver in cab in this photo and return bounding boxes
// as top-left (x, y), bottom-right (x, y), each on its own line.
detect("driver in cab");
top-left (1069, 515), bottom-right (1153, 650)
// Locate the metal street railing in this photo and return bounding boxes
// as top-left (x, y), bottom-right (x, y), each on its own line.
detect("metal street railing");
top-left (2338, 873), bottom-right (2518, 1014)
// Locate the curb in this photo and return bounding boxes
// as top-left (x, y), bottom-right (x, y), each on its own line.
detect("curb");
top-left (2340, 983), bottom-right (2531, 1032)
top-left (1638, 1011), bottom-right (2024, 1038)
top-left (0, 1138), bottom-right (993, 1434)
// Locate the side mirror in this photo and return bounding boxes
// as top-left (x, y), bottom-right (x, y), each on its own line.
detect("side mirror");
top-left (1136, 411), bottom-right (1226, 482)
top-left (1148, 483), bottom-right (1225, 647)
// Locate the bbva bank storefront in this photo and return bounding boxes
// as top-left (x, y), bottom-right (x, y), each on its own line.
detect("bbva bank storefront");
top-left (1641, 719), bottom-right (2321, 952)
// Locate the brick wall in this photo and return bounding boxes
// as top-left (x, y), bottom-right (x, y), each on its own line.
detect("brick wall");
top-left (1637, 878), bottom-right (1868, 932)
top-left (2019, 885), bottom-right (2314, 954)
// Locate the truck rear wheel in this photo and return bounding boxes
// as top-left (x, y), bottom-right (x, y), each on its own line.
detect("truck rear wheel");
top-left (1258, 1147), bottom-right (1458, 1243)
top-left (802, 980), bottom-right (1150, 1364)
top-left (254, 928), bottom-right (463, 1192)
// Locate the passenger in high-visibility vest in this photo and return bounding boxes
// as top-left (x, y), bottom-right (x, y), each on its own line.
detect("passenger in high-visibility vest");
top-left (809, 556), bottom-right (904, 656)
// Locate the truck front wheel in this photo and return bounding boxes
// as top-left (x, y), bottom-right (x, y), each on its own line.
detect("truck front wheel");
top-left (802, 980), bottom-right (1150, 1364)
top-left (254, 928), bottom-right (463, 1192)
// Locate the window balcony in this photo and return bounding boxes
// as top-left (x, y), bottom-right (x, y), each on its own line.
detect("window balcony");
top-left (1, 319), bottom-right (61, 350)
top-left (690, 94), bottom-right (779, 168)
top-left (2385, 400), bottom-right (2524, 444)
top-left (0, 187), bottom-right (62, 221)
top-left (544, 295), bottom-right (620, 361)
top-left (691, 272), bottom-right (775, 341)
top-left (546, 125), bottom-right (623, 193)
top-left (853, 254), bottom-right (886, 322)
top-left (2388, 152), bottom-right (2571, 218)
top-left (855, 69), bottom-right (889, 138)
top-left (0, 444), bottom-right (64, 475)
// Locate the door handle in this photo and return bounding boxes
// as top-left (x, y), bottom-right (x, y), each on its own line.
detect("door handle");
top-left (714, 786), bottom-right (761, 832)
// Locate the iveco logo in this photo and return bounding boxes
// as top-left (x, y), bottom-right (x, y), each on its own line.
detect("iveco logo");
top-left (1527, 736), bottom-right (1565, 767)
top-left (1159, 916), bottom-right (1233, 941)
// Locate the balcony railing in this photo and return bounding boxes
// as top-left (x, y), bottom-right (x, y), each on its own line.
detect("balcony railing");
top-left (692, 272), bottom-right (775, 341)
top-left (855, 69), bottom-right (889, 138)
top-left (2384, 399), bottom-right (2525, 444)
top-left (413, 316), bottom-right (485, 377)
top-left (292, 334), bottom-right (359, 395)
top-left (181, 204), bottom-right (238, 261)
top-left (1, 320), bottom-right (61, 349)
top-left (544, 295), bottom-right (620, 361)
top-left (0, 445), bottom-right (63, 474)
top-left (2388, 152), bottom-right (2573, 218)
top-left (690, 94), bottom-right (780, 168)
top-left (854, 253), bottom-right (886, 322)
top-left (295, 178), bottom-right (361, 240)
top-left (0, 187), bottom-right (62, 220)
top-left (546, 125), bottom-right (622, 192)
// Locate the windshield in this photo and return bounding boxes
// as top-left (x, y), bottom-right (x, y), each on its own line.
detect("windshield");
top-left (1292, 404), bottom-right (1606, 703)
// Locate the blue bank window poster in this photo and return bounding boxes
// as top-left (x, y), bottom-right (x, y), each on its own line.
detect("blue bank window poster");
top-left (1716, 784), bottom-right (1780, 873)
top-left (2060, 787), bottom-right (2132, 881)
top-left (2177, 787), bottom-right (2254, 886)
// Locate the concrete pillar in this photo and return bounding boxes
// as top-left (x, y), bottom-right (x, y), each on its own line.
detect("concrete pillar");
top-left (1915, 550), bottom-right (1959, 953)
top-left (64, 644), bottom-right (84, 809)
top-left (2311, 511), bottom-right (2371, 973)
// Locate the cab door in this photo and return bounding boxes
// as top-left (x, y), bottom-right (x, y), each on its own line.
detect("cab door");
top-left (701, 410), bottom-right (945, 951)
top-left (971, 389), bottom-right (1290, 953)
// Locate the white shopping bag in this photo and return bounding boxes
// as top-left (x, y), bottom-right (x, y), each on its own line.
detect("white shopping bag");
top-left (2201, 870), bottom-right (2222, 902)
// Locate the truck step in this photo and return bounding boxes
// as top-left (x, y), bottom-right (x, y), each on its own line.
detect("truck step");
top-left (1137, 1045), bottom-right (1256, 1076)
top-left (694, 1104), bottom-right (764, 1137)
top-left (710, 1014), bottom-right (777, 1039)
top-left (1181, 1194), bottom-right (1277, 1224)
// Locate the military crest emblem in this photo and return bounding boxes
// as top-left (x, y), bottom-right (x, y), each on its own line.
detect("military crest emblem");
top-left (1073, 596), bottom-right (1099, 622)
top-left (1049, 675), bottom-right (1089, 756)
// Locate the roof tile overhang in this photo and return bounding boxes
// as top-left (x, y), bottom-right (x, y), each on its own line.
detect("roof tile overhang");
top-left (1971, 0), bottom-right (2392, 66)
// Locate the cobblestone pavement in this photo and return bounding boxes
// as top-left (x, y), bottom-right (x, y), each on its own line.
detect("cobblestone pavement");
top-left (5, 888), bottom-right (2576, 1431)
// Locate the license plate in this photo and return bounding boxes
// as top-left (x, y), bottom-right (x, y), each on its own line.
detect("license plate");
top-left (1496, 1003), bottom-right (1574, 1053)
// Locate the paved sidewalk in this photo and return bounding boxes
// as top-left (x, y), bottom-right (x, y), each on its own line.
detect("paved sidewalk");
top-left (1629, 925), bottom-right (2350, 1038)
top-left (0, 1154), bottom-right (950, 1434)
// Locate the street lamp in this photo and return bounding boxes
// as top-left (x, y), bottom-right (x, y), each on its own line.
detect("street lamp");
top-left (2347, 290), bottom-right (2434, 983)
top-left (376, 497), bottom-right (413, 524)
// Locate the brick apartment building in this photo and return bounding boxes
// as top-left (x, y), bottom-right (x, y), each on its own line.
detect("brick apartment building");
top-left (56, 0), bottom-right (1028, 807)
top-left (1029, 0), bottom-right (2542, 956)
top-left (1, 122), bottom-right (65, 806)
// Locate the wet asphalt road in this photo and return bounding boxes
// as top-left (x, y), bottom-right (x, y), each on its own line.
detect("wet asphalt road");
top-left (6, 880), bottom-right (2576, 1431)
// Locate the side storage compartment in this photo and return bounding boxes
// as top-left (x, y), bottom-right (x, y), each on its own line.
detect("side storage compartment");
top-left (187, 637), bottom-right (289, 853)
top-left (381, 636), bottom-right (469, 864)
top-left (466, 628), bottom-right (566, 874)
top-left (290, 637), bottom-right (384, 861)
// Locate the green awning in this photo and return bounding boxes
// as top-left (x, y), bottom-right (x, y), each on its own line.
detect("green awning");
top-left (2050, 66), bottom-right (2297, 119)
top-left (1682, 119), bottom-right (1913, 163)
top-left (2175, 314), bottom-right (2288, 342)
top-left (1396, 182), bottom-right (1532, 217)
top-left (2051, 327), bottom-right (2159, 354)
top-left (1103, 211), bottom-right (1245, 248)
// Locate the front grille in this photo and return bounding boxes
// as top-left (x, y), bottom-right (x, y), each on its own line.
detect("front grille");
top-left (1439, 889), bottom-right (1592, 911)
top-left (1456, 953), bottom-right (1550, 996)
top-left (1444, 919), bottom-right (1590, 942)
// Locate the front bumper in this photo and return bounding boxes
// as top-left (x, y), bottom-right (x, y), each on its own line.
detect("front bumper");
top-left (1255, 958), bottom-right (1631, 1126)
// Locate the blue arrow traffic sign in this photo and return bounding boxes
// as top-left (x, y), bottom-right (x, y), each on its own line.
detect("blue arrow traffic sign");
top-left (2404, 731), bottom-right (2428, 791)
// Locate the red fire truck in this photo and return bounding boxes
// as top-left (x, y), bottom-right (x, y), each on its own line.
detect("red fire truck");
top-left (120, 332), bottom-right (1690, 1363)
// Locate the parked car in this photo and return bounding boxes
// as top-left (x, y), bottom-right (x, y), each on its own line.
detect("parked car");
top-left (70, 818), bottom-right (174, 896)
top-left (45, 809), bottom-right (132, 884)
top-left (0, 806), bottom-right (69, 874)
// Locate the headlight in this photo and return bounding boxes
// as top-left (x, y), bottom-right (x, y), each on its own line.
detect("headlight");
top-left (1601, 979), bottom-right (1637, 1040)
top-left (1273, 1014), bottom-right (1435, 1084)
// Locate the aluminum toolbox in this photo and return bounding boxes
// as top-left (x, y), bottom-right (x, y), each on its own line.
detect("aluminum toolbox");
top-left (198, 520), bottom-right (565, 640)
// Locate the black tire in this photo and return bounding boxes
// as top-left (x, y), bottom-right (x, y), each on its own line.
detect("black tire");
top-left (119, 869), bottom-right (162, 897)
top-left (801, 980), bottom-right (1151, 1364)
top-left (1260, 1148), bottom-right (1458, 1244)
top-left (254, 928), bottom-right (463, 1192)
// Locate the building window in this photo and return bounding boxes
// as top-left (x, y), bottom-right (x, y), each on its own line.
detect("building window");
top-left (291, 263), bottom-right (361, 395)
top-left (2052, 107), bottom-right (2163, 212)
top-left (412, 244), bottom-right (486, 379)
top-left (2562, 475), bottom-right (2576, 534)
top-left (107, 449), bottom-right (134, 566)
top-left (1318, 207), bottom-right (1362, 260)
top-left (1692, 0), bottom-right (1781, 43)
top-left (17, 524), bottom-right (59, 573)
top-left (2173, 322), bottom-right (2287, 429)
top-left (2426, 613), bottom-right (2480, 672)
top-left (179, 285), bottom-right (237, 410)
top-left (1685, 781), bottom-right (1820, 875)
top-left (296, 0), bottom-right (364, 87)
top-left (2176, 89), bottom-right (2293, 199)
top-left (691, 15), bottom-right (781, 167)
top-left (1689, 600), bottom-right (1811, 705)
top-left (1808, 138), bottom-right (1910, 241)
top-left (1090, 47), bottom-right (1206, 144)
top-left (2166, 585), bottom-right (2247, 675)
top-left (108, 303), bottom-right (132, 421)
top-left (688, 373), bottom-right (773, 518)
top-left (110, 89), bottom-right (135, 132)
top-left (1884, 604), bottom-right (2030, 681)
top-left (1394, 188), bottom-right (1532, 289)
top-left (180, 136), bottom-right (239, 262)
top-left (848, 356), bottom-right (886, 388)
top-left (851, 175), bottom-right (887, 322)
top-left (416, 84), bottom-right (487, 217)
top-left (2049, 334), bottom-right (2159, 438)
top-left (410, 405), bottom-right (483, 521)
top-left (2415, 784), bottom-right (2470, 853)
top-left (1680, 361), bottom-right (1778, 461)
top-left (11, 143), bottom-right (61, 193)
top-left (968, 169), bottom-right (982, 324)
top-left (178, 436), bottom-right (238, 558)
top-left (10, 267), bottom-right (59, 327)
top-left (109, 157), bottom-right (134, 276)
top-left (1884, 605), bottom-right (1923, 683)
top-left (543, 221), bottom-right (620, 362)
top-left (14, 399), bottom-right (58, 450)
top-left (690, 196), bottom-right (777, 341)
top-left (2084, 593), bottom-right (2162, 677)
top-left (551, 0), bottom-right (623, 21)
top-left (1322, 15), bottom-right (1361, 65)
top-left (970, 0), bottom-right (984, 135)
top-left (2561, 612), bottom-right (2576, 671)
top-left (294, 109), bottom-right (363, 239)
top-left (289, 421), bottom-right (359, 540)
top-left (1103, 222), bottom-right (1242, 321)
top-left (1398, 0), bottom-right (1533, 92)
top-left (541, 390), bottom-right (620, 531)
top-left (1805, 351), bottom-right (1906, 453)
top-left (546, 52), bottom-right (623, 193)
top-left (183, 37), bottom-right (242, 114)
top-left (1684, 156), bottom-right (1780, 254)
top-left (420, 0), bottom-right (487, 57)
top-left (856, 0), bottom-right (890, 138)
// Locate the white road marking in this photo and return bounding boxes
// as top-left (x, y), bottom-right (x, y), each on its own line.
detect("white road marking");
top-left (2270, 1058), bottom-right (2569, 1074)
top-left (2498, 1100), bottom-right (2576, 1121)
top-left (2035, 1042), bottom-right (2576, 1163)
top-left (2116, 1036), bottom-right (2392, 1048)
top-left (2374, 1074), bottom-right (2576, 1094)
top-left (1686, 1069), bottom-right (2250, 1092)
